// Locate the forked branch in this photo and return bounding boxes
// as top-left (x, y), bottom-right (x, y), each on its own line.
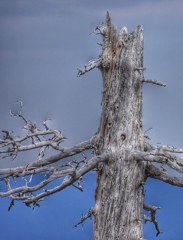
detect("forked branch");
top-left (77, 58), bottom-right (101, 77)
top-left (0, 102), bottom-right (108, 209)
top-left (0, 101), bottom-right (66, 160)
top-left (144, 203), bottom-right (162, 236)
top-left (0, 151), bottom-right (109, 208)
top-left (135, 147), bottom-right (183, 176)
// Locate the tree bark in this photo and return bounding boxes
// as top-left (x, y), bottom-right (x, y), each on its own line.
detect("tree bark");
top-left (94, 12), bottom-right (145, 239)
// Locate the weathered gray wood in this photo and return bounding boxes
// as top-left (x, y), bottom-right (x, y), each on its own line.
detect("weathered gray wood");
top-left (1, 11), bottom-right (183, 238)
top-left (94, 12), bottom-right (145, 239)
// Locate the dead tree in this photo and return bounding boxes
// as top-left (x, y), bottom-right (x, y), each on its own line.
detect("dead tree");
top-left (0, 12), bottom-right (182, 239)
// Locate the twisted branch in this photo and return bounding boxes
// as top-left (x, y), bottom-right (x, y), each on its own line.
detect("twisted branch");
top-left (0, 102), bottom-right (104, 210)
top-left (0, 151), bottom-right (109, 208)
top-left (144, 203), bottom-right (162, 236)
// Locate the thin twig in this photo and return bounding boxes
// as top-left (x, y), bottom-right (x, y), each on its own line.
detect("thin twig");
top-left (143, 79), bottom-right (166, 87)
top-left (73, 207), bottom-right (95, 228)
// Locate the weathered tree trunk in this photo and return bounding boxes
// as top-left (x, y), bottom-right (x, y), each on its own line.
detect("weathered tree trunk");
top-left (94, 12), bottom-right (145, 239)
top-left (2, 10), bottom-right (183, 239)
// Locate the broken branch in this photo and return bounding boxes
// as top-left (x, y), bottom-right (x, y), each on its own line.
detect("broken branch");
top-left (143, 79), bottom-right (166, 87)
top-left (73, 207), bottom-right (95, 228)
top-left (144, 203), bottom-right (162, 236)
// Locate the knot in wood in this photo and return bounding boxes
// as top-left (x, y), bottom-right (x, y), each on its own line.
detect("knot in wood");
top-left (121, 133), bottom-right (126, 141)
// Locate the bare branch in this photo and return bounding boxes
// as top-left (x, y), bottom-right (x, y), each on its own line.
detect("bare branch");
top-left (10, 100), bottom-right (28, 124)
top-left (158, 145), bottom-right (183, 153)
top-left (143, 79), bottom-right (166, 87)
top-left (144, 127), bottom-right (152, 140)
top-left (0, 105), bottom-right (67, 162)
top-left (135, 150), bottom-right (183, 174)
top-left (144, 203), bottom-right (162, 236)
top-left (73, 207), bottom-right (95, 228)
top-left (89, 22), bottom-right (106, 35)
top-left (0, 153), bottom-right (110, 207)
top-left (77, 58), bottom-right (101, 77)
top-left (0, 106), bottom-right (100, 208)
top-left (23, 153), bottom-right (110, 206)
top-left (0, 169), bottom-right (72, 198)
top-left (38, 146), bottom-right (47, 160)
top-left (72, 176), bottom-right (84, 192)
top-left (146, 163), bottom-right (183, 187)
top-left (135, 67), bottom-right (146, 71)
top-left (0, 129), bottom-right (65, 154)
top-left (0, 137), bottom-right (96, 177)
top-left (8, 199), bottom-right (15, 211)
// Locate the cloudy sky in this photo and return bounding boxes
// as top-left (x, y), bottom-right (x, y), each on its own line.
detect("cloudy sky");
top-left (0, 0), bottom-right (183, 239)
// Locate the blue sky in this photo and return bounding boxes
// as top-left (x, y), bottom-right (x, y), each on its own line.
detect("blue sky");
top-left (0, 0), bottom-right (183, 239)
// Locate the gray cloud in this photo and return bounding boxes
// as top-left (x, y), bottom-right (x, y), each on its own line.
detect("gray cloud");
top-left (0, 1), bottom-right (183, 238)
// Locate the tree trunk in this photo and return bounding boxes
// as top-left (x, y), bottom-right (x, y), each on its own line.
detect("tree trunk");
top-left (94, 12), bottom-right (145, 240)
